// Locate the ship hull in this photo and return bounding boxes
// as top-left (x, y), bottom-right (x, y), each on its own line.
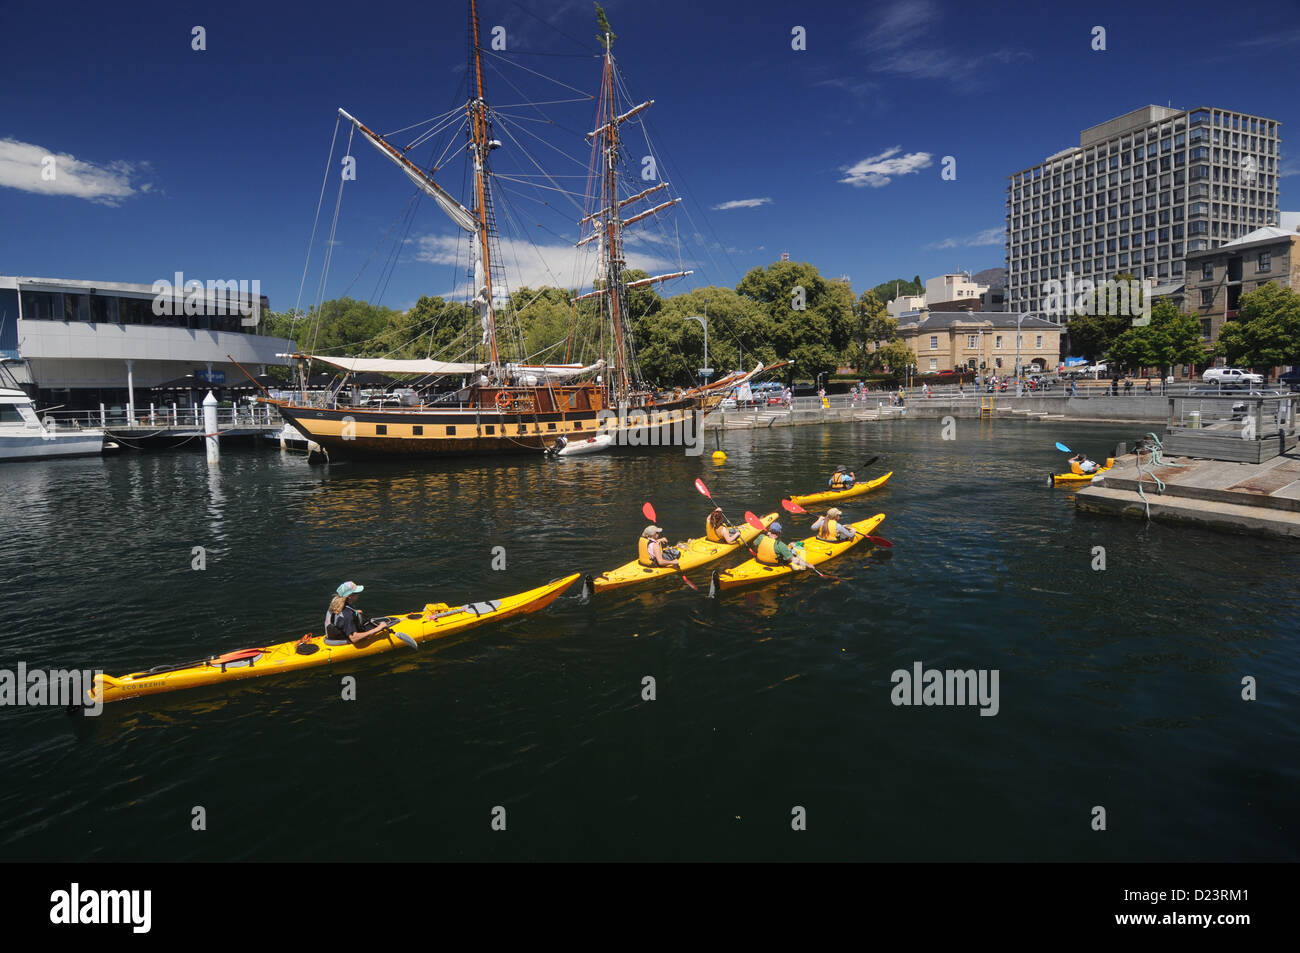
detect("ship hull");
top-left (270, 397), bottom-right (712, 460)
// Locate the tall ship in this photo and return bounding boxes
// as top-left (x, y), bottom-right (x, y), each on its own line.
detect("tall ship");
top-left (265, 1), bottom-right (765, 459)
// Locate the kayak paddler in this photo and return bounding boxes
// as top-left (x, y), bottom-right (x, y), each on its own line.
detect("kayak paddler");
top-left (828, 464), bottom-right (856, 489)
top-left (638, 525), bottom-right (681, 568)
top-left (704, 508), bottom-right (741, 544)
top-left (754, 522), bottom-right (808, 571)
top-left (811, 507), bottom-right (856, 541)
top-left (1069, 452), bottom-right (1099, 474)
top-left (324, 581), bottom-right (389, 645)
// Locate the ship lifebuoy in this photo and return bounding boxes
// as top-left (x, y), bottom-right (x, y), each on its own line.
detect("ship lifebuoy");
top-left (495, 390), bottom-right (514, 411)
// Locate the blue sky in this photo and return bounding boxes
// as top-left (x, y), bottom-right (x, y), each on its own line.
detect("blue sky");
top-left (3, 0), bottom-right (1298, 312)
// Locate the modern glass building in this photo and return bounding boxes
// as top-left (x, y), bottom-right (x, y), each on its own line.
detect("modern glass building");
top-left (0, 275), bottom-right (294, 411)
top-left (1005, 106), bottom-right (1282, 317)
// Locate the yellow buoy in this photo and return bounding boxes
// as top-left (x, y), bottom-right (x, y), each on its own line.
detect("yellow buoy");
top-left (711, 450), bottom-right (727, 464)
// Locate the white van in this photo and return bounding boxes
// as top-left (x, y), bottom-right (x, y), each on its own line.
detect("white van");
top-left (1203, 367), bottom-right (1263, 386)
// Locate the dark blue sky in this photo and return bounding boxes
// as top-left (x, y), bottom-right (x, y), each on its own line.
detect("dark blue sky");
top-left (3, 0), bottom-right (1298, 311)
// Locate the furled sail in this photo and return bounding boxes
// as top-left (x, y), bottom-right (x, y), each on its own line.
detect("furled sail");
top-left (298, 354), bottom-right (484, 376)
top-left (471, 233), bottom-right (492, 345)
top-left (505, 360), bottom-right (604, 382)
top-left (338, 108), bottom-right (476, 234)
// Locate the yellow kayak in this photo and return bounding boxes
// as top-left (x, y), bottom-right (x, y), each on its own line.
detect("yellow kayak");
top-left (711, 514), bottom-right (886, 591)
top-left (88, 574), bottom-right (580, 704)
top-left (788, 471), bottom-right (892, 506)
top-left (1048, 458), bottom-right (1114, 486)
top-left (591, 513), bottom-right (778, 592)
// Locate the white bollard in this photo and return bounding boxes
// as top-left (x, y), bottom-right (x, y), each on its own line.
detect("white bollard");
top-left (100, 403), bottom-right (107, 428)
top-left (203, 391), bottom-right (219, 464)
top-left (150, 403), bottom-right (155, 425)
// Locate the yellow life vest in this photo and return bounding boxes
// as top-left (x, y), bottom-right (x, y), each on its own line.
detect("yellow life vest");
top-left (637, 537), bottom-right (654, 567)
top-left (705, 518), bottom-right (733, 543)
top-left (817, 519), bottom-right (839, 541)
top-left (756, 534), bottom-right (782, 566)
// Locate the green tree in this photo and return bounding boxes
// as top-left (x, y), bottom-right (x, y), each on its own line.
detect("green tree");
top-left (869, 276), bottom-right (923, 307)
top-left (1217, 282), bottom-right (1300, 370)
top-left (736, 261), bottom-right (847, 381)
top-left (874, 340), bottom-right (913, 374)
top-left (847, 289), bottom-right (899, 373)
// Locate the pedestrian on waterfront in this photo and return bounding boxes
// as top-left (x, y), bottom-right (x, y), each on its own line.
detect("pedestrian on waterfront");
top-left (1124, 378), bottom-right (1133, 395)
top-left (1144, 377), bottom-right (1152, 393)
top-left (325, 582), bottom-right (389, 645)
top-left (1070, 379), bottom-right (1078, 397)
top-left (1111, 374), bottom-right (1120, 396)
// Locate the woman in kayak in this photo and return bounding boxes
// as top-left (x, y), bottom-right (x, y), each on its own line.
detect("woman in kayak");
top-left (704, 508), bottom-right (741, 544)
top-left (638, 525), bottom-right (681, 569)
top-left (811, 507), bottom-right (857, 541)
top-left (754, 523), bottom-right (808, 570)
top-left (324, 581), bottom-right (389, 645)
top-left (828, 465), bottom-right (856, 489)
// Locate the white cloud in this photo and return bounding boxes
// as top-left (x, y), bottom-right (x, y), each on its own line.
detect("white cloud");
top-left (711, 197), bottom-right (772, 211)
top-left (854, 0), bottom-right (1030, 88)
top-left (410, 233), bottom-right (681, 295)
top-left (1279, 161), bottom-right (1300, 178)
top-left (926, 227), bottom-right (1005, 250)
top-left (0, 138), bottom-right (149, 205)
top-left (840, 147), bottom-right (932, 188)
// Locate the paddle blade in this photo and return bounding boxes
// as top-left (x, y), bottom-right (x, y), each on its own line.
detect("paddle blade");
top-left (859, 455), bottom-right (880, 471)
top-left (863, 535), bottom-right (894, 548)
top-left (694, 478), bottom-right (712, 499)
top-left (642, 502), bottom-right (656, 522)
top-left (781, 498), bottom-right (807, 514)
top-left (396, 632), bottom-right (419, 650)
top-left (743, 510), bottom-right (766, 532)
top-left (679, 573), bottom-right (699, 592)
top-left (1054, 442), bottom-right (1072, 453)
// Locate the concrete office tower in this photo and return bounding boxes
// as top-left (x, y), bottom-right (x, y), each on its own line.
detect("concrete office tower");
top-left (1005, 106), bottom-right (1282, 318)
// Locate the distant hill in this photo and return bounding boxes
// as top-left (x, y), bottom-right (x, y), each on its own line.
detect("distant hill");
top-left (972, 267), bottom-right (1005, 289)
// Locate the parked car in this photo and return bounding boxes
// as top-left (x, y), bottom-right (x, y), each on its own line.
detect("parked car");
top-left (1278, 370), bottom-right (1300, 392)
top-left (1203, 367), bottom-right (1264, 386)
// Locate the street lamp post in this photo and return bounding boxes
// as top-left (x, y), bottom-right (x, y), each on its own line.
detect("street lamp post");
top-left (685, 314), bottom-right (712, 383)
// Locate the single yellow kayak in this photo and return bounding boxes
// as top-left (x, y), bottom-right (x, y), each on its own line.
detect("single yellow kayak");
top-left (711, 514), bottom-right (886, 592)
top-left (591, 512), bottom-right (778, 592)
top-left (788, 471), bottom-right (892, 506)
top-left (87, 574), bottom-right (580, 704)
top-left (1048, 458), bottom-right (1114, 486)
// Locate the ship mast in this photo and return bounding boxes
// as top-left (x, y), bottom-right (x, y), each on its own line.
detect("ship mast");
top-left (467, 0), bottom-right (500, 371)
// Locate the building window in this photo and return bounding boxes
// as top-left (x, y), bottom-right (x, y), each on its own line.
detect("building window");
top-left (967, 335), bottom-right (977, 348)
top-left (1035, 335), bottom-right (1043, 348)
top-left (1200, 318), bottom-right (1211, 338)
top-left (929, 335), bottom-right (939, 350)
top-left (995, 336), bottom-right (1002, 349)
top-left (1200, 288), bottom-right (1214, 307)
top-left (1258, 251), bottom-right (1271, 272)
top-left (1201, 261), bottom-right (1213, 280)
top-left (928, 359), bottom-right (938, 371)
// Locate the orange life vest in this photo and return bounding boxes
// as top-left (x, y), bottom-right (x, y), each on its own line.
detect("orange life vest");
top-left (637, 537), bottom-right (655, 567)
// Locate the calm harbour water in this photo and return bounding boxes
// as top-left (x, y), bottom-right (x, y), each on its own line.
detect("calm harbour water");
top-left (1, 418), bottom-right (1296, 861)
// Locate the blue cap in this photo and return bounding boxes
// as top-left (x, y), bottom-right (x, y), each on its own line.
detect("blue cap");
top-left (336, 581), bottom-right (364, 597)
top-left (769, 522), bottom-right (782, 534)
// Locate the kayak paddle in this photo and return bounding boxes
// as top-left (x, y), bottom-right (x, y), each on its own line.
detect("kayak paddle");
top-left (744, 510), bottom-right (833, 578)
top-left (643, 500), bottom-right (696, 590)
top-left (1054, 442), bottom-right (1072, 452)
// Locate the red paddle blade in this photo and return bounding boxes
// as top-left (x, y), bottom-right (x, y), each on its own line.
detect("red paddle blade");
top-left (743, 510), bottom-right (766, 532)
top-left (781, 498), bottom-right (807, 514)
top-left (694, 477), bottom-right (711, 498)
top-left (642, 502), bottom-right (656, 522)
top-left (864, 535), bottom-right (894, 548)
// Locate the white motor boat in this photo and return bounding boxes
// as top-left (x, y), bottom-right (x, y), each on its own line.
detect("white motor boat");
top-left (0, 364), bottom-right (104, 461)
top-left (552, 433), bottom-right (614, 457)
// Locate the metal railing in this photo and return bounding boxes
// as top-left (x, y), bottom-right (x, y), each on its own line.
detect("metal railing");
top-left (40, 403), bottom-right (281, 430)
top-left (1166, 392), bottom-right (1297, 436)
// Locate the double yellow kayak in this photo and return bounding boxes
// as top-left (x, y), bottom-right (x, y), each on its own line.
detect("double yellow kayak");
top-left (711, 514), bottom-right (886, 591)
top-left (788, 471), bottom-right (892, 507)
top-left (88, 574), bottom-right (580, 704)
top-left (591, 513), bottom-right (778, 592)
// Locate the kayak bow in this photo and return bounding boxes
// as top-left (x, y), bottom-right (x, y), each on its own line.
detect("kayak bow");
top-left (711, 514), bottom-right (886, 591)
top-left (591, 513), bottom-right (779, 592)
top-left (787, 471), bottom-right (892, 507)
